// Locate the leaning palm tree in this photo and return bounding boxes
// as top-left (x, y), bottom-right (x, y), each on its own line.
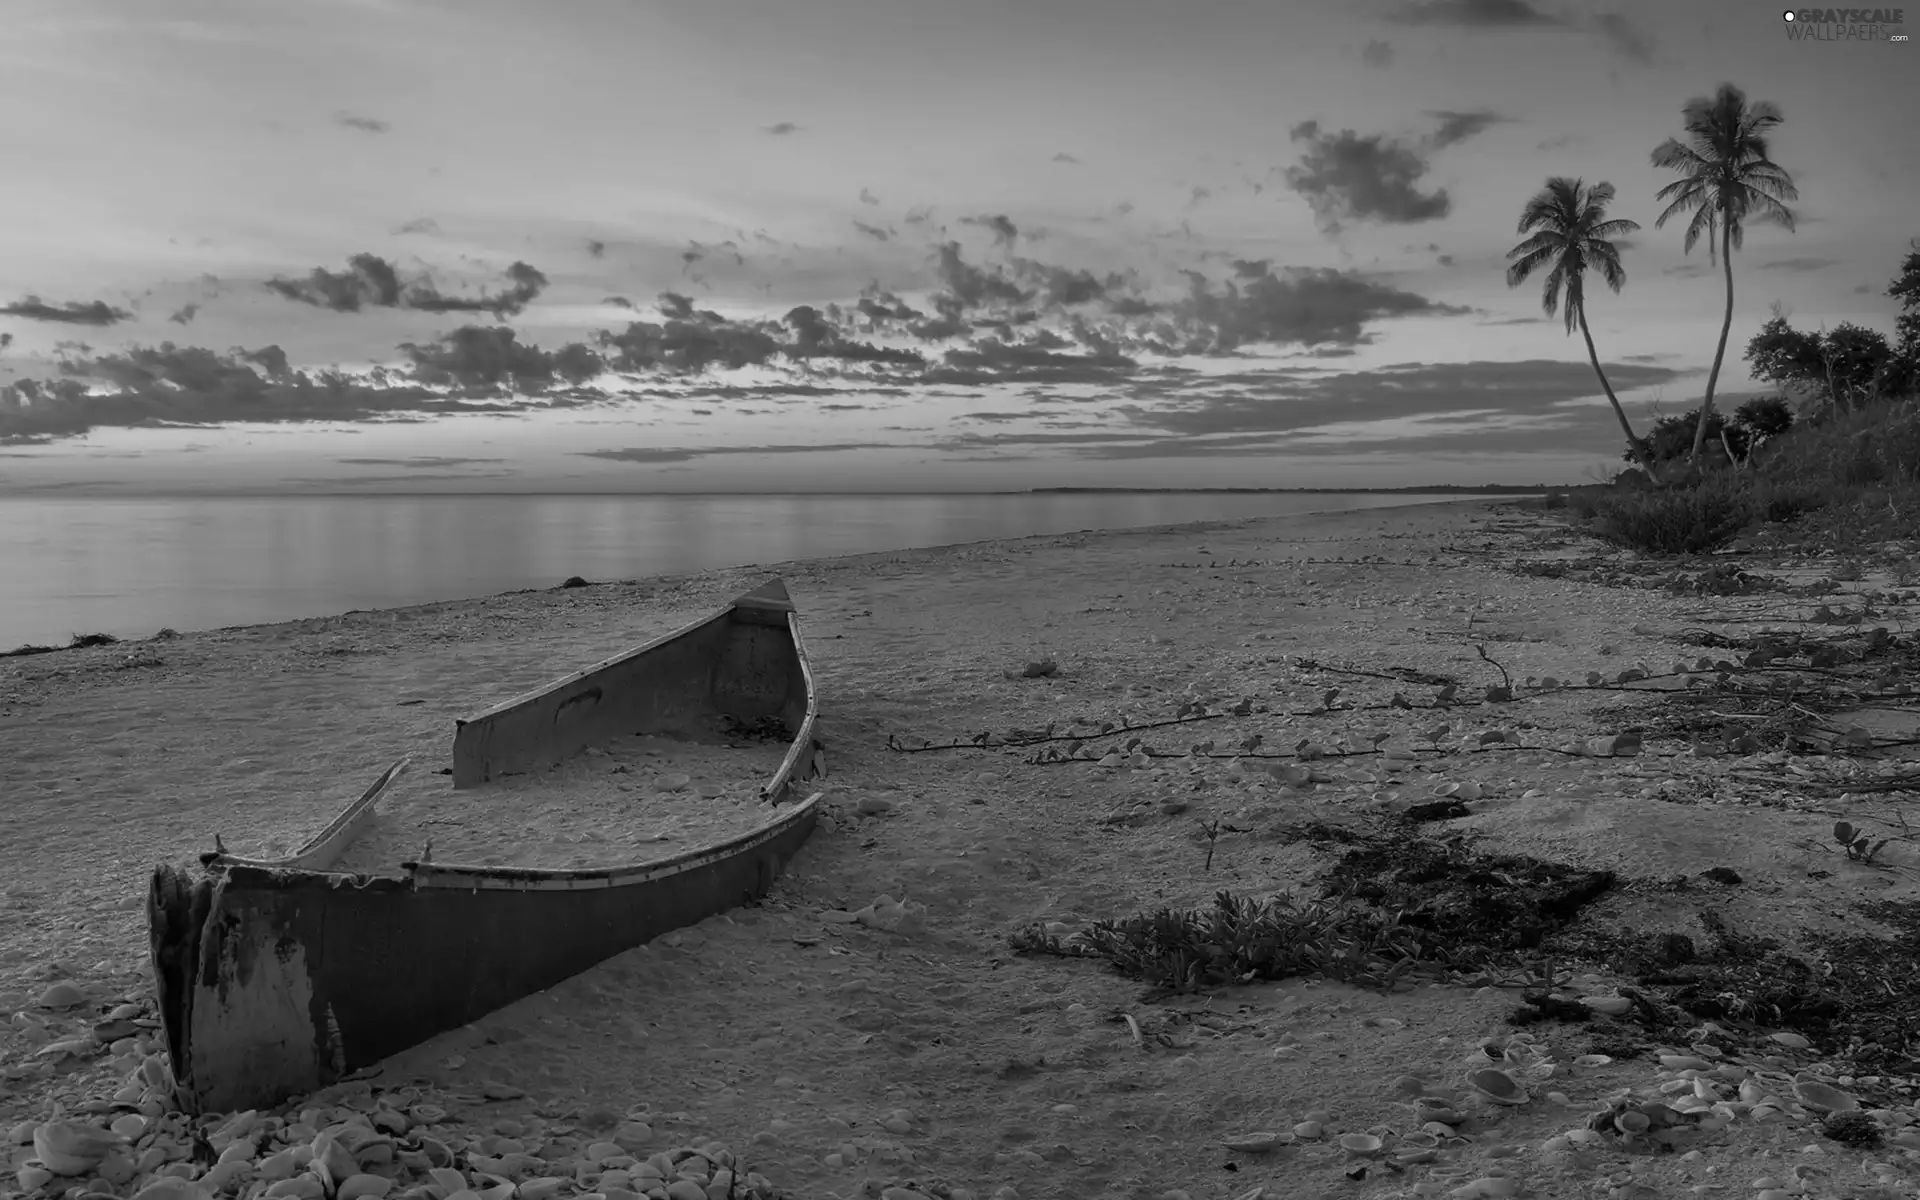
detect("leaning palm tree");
top-left (1651, 82), bottom-right (1798, 464)
top-left (1505, 177), bottom-right (1658, 480)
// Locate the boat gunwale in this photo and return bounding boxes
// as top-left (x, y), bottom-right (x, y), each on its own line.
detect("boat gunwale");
top-left (209, 789), bottom-right (827, 892)
top-left (757, 605), bottom-right (818, 804)
top-left (206, 757), bottom-right (411, 872)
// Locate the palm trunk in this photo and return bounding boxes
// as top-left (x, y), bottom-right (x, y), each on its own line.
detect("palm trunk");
top-left (1578, 308), bottom-right (1659, 482)
top-left (1691, 218), bottom-right (1737, 462)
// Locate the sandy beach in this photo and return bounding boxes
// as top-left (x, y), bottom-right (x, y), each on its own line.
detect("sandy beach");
top-left (7, 496), bottom-right (1920, 1200)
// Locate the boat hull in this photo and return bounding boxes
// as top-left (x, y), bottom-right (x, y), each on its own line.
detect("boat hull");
top-left (149, 797), bottom-right (820, 1114)
top-left (147, 578), bottom-right (825, 1115)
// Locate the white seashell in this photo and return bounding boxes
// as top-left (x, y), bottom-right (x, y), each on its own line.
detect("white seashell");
top-left (33, 1122), bottom-right (126, 1177)
top-left (1659, 1055), bottom-right (1713, 1071)
top-left (1465, 1068), bottom-right (1529, 1105)
top-left (1580, 996), bottom-right (1631, 1015)
top-left (1338, 1133), bottom-right (1383, 1157)
top-left (1793, 1080), bottom-right (1859, 1114)
top-left (1573, 1053), bottom-right (1613, 1066)
top-left (1220, 1132), bottom-right (1293, 1154)
top-left (1769, 1031), bottom-right (1811, 1050)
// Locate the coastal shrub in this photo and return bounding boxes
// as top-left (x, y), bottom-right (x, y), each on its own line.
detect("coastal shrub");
top-left (1752, 481), bottom-right (1828, 525)
top-left (68, 632), bottom-right (120, 648)
top-left (1009, 888), bottom-right (1437, 994)
top-left (1586, 474), bottom-right (1757, 555)
top-left (1821, 1110), bottom-right (1884, 1149)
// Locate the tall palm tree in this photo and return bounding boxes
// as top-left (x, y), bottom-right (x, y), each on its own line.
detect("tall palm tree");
top-left (1505, 177), bottom-right (1657, 479)
top-left (1650, 82), bottom-right (1798, 463)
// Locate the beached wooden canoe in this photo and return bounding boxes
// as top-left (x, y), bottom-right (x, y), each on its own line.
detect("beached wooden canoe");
top-left (147, 578), bottom-right (825, 1115)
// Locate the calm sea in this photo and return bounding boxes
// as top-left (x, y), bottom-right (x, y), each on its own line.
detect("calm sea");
top-left (0, 492), bottom-right (1509, 649)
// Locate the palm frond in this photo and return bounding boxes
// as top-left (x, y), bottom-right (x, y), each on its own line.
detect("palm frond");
top-left (1505, 175), bottom-right (1635, 334)
top-left (1540, 268), bottom-right (1565, 324)
top-left (1650, 82), bottom-right (1798, 261)
top-left (1590, 244), bottom-right (1628, 293)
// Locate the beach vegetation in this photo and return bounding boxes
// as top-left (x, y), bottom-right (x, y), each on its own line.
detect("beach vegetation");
top-left (1548, 231), bottom-right (1920, 558)
top-left (1650, 82), bottom-right (1800, 463)
top-left (1504, 178), bottom-right (1656, 479)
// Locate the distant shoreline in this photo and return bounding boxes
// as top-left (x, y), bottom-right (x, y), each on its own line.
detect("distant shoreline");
top-left (1021, 485), bottom-right (1554, 495)
top-left (0, 485), bottom-right (1556, 499)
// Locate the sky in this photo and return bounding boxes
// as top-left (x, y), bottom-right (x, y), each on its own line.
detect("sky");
top-left (0, 0), bottom-right (1913, 494)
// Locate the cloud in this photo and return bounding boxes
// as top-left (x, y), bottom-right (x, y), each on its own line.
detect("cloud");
top-left (1425, 109), bottom-right (1511, 148)
top-left (1534, 133), bottom-right (1580, 152)
top-left (930, 242), bottom-right (1031, 309)
top-left (402, 324), bottom-right (601, 389)
top-left (1855, 283), bottom-right (1876, 294)
top-left (6, 233), bottom-right (1476, 445)
top-left (781, 305), bottom-right (927, 366)
top-left (960, 214), bottom-right (1020, 247)
top-left (1437, 254), bottom-right (1456, 266)
top-left (335, 112), bottom-right (391, 134)
top-left (1590, 12), bottom-right (1652, 61)
top-left (1387, 0), bottom-right (1561, 25)
top-left (265, 253), bottom-right (403, 311)
top-left (1284, 121), bottom-right (1451, 232)
top-left (266, 255), bottom-right (549, 317)
top-left (580, 442), bottom-right (893, 464)
top-left (1392, 1), bottom-right (1652, 61)
top-left (586, 239), bottom-right (607, 259)
top-left (859, 188), bottom-right (881, 206)
top-left (0, 344), bottom-right (491, 443)
top-left (336, 456), bottom-right (503, 469)
top-left (1053, 152), bottom-right (1081, 164)
top-left (0, 296), bottom-right (134, 326)
top-left (409, 262), bottom-right (549, 316)
top-left (1759, 256), bottom-right (1841, 272)
top-left (168, 303), bottom-right (200, 325)
top-left (1172, 265), bottom-right (1468, 351)
top-left (852, 220), bottom-right (892, 242)
top-left (762, 122), bottom-right (801, 135)
top-left (934, 358), bottom-right (1686, 462)
top-left (1361, 39), bottom-right (1395, 66)
top-left (393, 217), bottom-right (441, 236)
